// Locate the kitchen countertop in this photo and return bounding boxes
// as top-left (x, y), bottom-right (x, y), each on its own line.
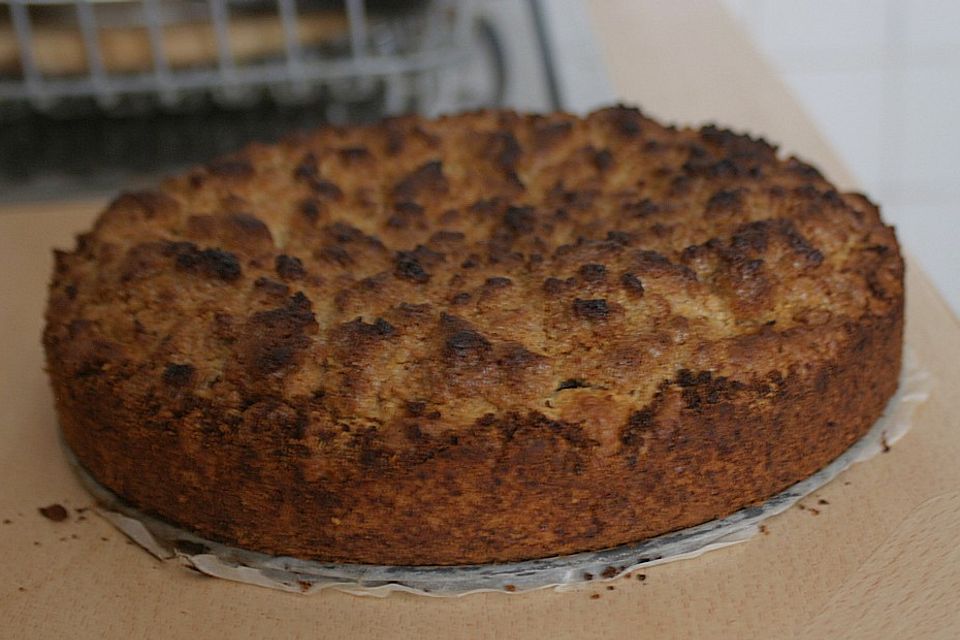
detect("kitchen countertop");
top-left (3, 2), bottom-right (960, 638)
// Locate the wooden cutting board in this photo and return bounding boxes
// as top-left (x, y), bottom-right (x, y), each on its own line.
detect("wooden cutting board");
top-left (2, 2), bottom-right (959, 638)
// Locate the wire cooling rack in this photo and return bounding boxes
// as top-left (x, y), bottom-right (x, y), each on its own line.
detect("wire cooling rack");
top-left (0, 0), bottom-right (489, 115)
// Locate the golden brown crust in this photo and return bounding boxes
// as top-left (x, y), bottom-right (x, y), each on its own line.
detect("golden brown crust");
top-left (44, 106), bottom-right (904, 565)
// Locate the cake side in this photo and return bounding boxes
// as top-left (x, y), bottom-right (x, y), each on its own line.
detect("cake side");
top-left (43, 107), bottom-right (904, 565)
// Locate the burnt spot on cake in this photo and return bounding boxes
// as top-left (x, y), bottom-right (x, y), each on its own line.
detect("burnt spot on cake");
top-left (310, 180), bottom-right (344, 200)
top-left (468, 197), bottom-right (503, 216)
top-left (631, 250), bottom-right (697, 281)
top-left (621, 272), bottom-right (645, 296)
top-left (239, 292), bottom-right (318, 375)
top-left (445, 329), bottom-right (492, 360)
top-left (487, 131), bottom-right (523, 172)
top-left (293, 152), bottom-right (318, 181)
top-left (392, 160), bottom-right (448, 201)
top-left (166, 242), bottom-right (242, 281)
top-left (593, 148), bottom-right (614, 172)
top-left (329, 317), bottom-right (397, 363)
top-left (556, 378), bottom-right (588, 391)
top-left (242, 399), bottom-right (309, 440)
top-left (532, 120), bottom-right (572, 149)
top-left (314, 222), bottom-right (388, 266)
top-left (624, 198), bottom-right (660, 219)
top-left (606, 230), bottom-right (633, 246)
top-left (487, 412), bottom-right (598, 462)
top-left (275, 254), bottom-right (306, 280)
top-left (337, 146), bottom-right (373, 164)
top-left (705, 188), bottom-right (745, 215)
top-left (704, 126), bottom-right (772, 154)
top-left (254, 277), bottom-right (290, 297)
top-left (598, 105), bottom-right (643, 138)
top-left (429, 230), bottom-right (465, 246)
top-left (548, 185), bottom-right (600, 211)
top-left (496, 343), bottom-right (543, 371)
top-left (163, 363), bottom-right (195, 387)
top-left (543, 276), bottom-right (575, 295)
top-left (336, 317), bottom-right (396, 343)
top-left (483, 276), bottom-right (513, 290)
top-left (502, 205), bottom-right (536, 235)
top-left (573, 298), bottom-right (610, 321)
top-left (729, 219), bottom-right (824, 267)
top-left (394, 250), bottom-right (432, 283)
top-left (395, 201), bottom-right (425, 216)
top-left (322, 222), bottom-right (385, 250)
top-left (387, 201), bottom-right (426, 230)
top-left (396, 302), bottom-right (433, 319)
top-left (621, 407), bottom-right (655, 448)
top-left (675, 370), bottom-right (745, 412)
top-left (578, 263), bottom-right (607, 282)
top-left (294, 153), bottom-right (344, 200)
top-left (115, 242), bottom-right (166, 283)
top-left (299, 198), bottom-right (324, 223)
top-left (785, 156), bottom-right (824, 179)
top-left (227, 212), bottom-right (267, 234)
top-left (405, 400), bottom-right (427, 417)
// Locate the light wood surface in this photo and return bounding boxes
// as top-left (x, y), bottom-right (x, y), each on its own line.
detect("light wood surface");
top-left (2, 2), bottom-right (959, 638)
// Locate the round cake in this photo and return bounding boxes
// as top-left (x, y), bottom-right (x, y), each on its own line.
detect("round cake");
top-left (44, 106), bottom-right (903, 565)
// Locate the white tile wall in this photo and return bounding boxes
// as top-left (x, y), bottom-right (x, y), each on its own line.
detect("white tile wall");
top-left (722, 0), bottom-right (960, 316)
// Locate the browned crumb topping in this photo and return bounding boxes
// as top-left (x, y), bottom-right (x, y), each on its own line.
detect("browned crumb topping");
top-left (46, 107), bottom-right (900, 463)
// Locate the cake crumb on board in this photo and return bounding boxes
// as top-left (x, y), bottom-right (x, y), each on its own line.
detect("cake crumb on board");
top-left (38, 504), bottom-right (68, 522)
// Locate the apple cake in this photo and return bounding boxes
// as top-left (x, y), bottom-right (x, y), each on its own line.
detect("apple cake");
top-left (44, 106), bottom-right (903, 565)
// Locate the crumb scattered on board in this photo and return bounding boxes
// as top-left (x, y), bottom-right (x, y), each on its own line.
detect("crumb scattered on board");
top-left (38, 504), bottom-right (69, 522)
top-left (600, 565), bottom-right (620, 579)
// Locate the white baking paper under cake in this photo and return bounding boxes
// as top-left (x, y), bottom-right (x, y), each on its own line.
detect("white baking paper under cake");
top-left (66, 348), bottom-right (931, 597)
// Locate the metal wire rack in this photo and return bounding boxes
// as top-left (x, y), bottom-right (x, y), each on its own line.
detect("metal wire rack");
top-left (0, 0), bottom-right (508, 194)
top-left (0, 0), bottom-right (494, 117)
